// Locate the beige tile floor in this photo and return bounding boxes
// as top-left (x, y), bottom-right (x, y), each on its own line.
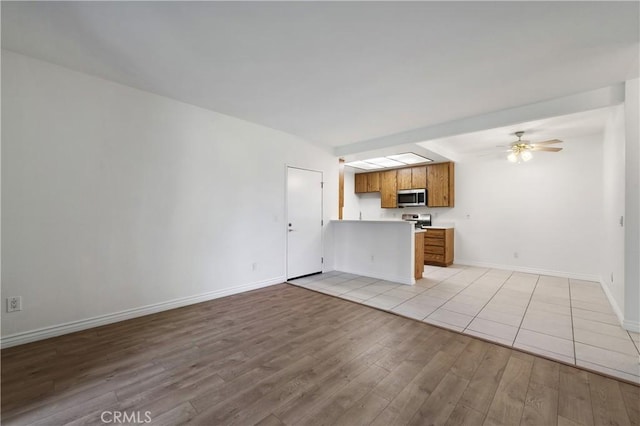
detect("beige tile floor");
top-left (289, 265), bottom-right (640, 384)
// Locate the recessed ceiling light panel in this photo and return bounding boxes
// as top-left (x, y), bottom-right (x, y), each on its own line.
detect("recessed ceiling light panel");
top-left (386, 152), bottom-right (433, 164)
top-left (344, 160), bottom-right (384, 170)
top-left (366, 157), bottom-right (405, 168)
top-left (346, 152), bottom-right (434, 170)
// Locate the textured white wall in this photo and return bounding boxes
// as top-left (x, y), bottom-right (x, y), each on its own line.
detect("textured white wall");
top-left (601, 105), bottom-right (626, 320)
top-left (623, 78), bottom-right (639, 330)
top-left (1, 51), bottom-right (338, 339)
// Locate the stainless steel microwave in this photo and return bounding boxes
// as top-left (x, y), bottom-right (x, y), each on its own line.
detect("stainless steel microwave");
top-left (397, 189), bottom-right (427, 207)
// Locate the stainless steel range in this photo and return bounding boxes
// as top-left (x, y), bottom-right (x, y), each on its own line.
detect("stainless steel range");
top-left (401, 213), bottom-right (432, 228)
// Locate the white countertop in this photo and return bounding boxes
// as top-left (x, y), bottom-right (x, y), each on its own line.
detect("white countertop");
top-left (332, 220), bottom-right (454, 229)
top-left (332, 219), bottom-right (412, 224)
top-left (421, 225), bottom-right (455, 230)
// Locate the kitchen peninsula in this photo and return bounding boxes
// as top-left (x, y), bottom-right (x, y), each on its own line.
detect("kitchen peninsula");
top-left (331, 220), bottom-right (425, 285)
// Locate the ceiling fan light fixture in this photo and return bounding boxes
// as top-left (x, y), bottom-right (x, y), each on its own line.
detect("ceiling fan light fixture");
top-left (492, 130), bottom-right (561, 163)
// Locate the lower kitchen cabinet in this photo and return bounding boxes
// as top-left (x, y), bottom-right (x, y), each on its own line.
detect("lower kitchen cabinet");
top-left (415, 231), bottom-right (425, 280)
top-left (424, 228), bottom-right (454, 266)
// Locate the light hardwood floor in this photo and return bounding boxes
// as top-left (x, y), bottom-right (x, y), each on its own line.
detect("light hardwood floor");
top-left (1, 284), bottom-right (638, 425)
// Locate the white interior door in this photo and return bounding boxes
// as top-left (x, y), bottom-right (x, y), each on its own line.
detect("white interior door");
top-left (287, 167), bottom-right (323, 279)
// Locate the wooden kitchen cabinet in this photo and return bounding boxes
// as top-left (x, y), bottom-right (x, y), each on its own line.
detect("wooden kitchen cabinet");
top-left (380, 170), bottom-right (397, 208)
top-left (354, 163), bottom-right (449, 209)
top-left (397, 167), bottom-right (427, 190)
top-left (366, 172), bottom-right (380, 192)
top-left (355, 173), bottom-right (368, 193)
top-left (424, 228), bottom-right (454, 266)
top-left (397, 168), bottom-right (412, 190)
top-left (411, 166), bottom-right (427, 188)
top-left (354, 172), bottom-right (381, 193)
top-left (415, 231), bottom-right (425, 280)
top-left (426, 162), bottom-right (455, 207)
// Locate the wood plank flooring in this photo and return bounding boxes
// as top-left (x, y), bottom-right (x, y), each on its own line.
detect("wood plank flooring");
top-left (1, 284), bottom-right (638, 425)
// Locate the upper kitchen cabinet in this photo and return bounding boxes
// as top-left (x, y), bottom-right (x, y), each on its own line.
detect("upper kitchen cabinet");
top-left (411, 166), bottom-right (427, 189)
top-left (355, 173), bottom-right (368, 193)
top-left (380, 170), bottom-right (398, 208)
top-left (354, 172), bottom-right (381, 193)
top-left (426, 162), bottom-right (455, 207)
top-left (397, 167), bottom-right (427, 190)
top-left (397, 168), bottom-right (412, 190)
top-left (367, 172), bottom-right (380, 192)
top-left (354, 162), bottom-right (451, 208)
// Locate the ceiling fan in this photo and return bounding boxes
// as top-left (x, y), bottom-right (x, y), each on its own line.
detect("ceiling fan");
top-left (502, 131), bottom-right (563, 162)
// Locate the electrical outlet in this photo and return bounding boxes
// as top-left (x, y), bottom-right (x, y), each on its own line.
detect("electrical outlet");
top-left (7, 297), bottom-right (22, 313)
top-left (252, 262), bottom-right (258, 271)
top-left (513, 252), bottom-right (519, 259)
top-left (370, 255), bottom-right (375, 262)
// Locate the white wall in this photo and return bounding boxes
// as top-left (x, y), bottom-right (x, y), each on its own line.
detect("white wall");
top-left (348, 135), bottom-right (605, 280)
top-left (601, 104), bottom-right (626, 319)
top-left (342, 170), bottom-right (361, 220)
top-left (1, 51), bottom-right (338, 343)
top-left (623, 78), bottom-right (639, 331)
top-left (332, 220), bottom-right (415, 285)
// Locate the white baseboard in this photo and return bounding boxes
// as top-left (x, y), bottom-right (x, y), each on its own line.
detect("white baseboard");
top-left (599, 277), bottom-right (626, 327)
top-left (623, 319), bottom-right (640, 333)
top-left (1, 276), bottom-right (285, 348)
top-left (455, 259), bottom-right (600, 282)
top-left (598, 278), bottom-right (640, 332)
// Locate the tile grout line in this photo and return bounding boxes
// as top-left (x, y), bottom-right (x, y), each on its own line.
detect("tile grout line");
top-left (570, 341), bottom-right (640, 378)
top-left (419, 267), bottom-right (492, 322)
top-left (461, 269), bottom-right (515, 336)
top-left (420, 267), bottom-right (505, 327)
top-left (512, 274), bottom-right (541, 353)
top-left (382, 265), bottom-right (472, 314)
top-left (628, 331), bottom-right (640, 356)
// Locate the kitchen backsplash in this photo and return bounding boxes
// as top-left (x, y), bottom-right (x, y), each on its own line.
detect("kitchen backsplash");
top-left (356, 193), bottom-right (454, 223)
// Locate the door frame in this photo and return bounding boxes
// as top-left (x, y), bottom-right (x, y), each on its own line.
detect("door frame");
top-left (285, 165), bottom-right (324, 280)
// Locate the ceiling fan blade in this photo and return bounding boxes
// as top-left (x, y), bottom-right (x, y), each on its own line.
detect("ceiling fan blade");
top-left (532, 139), bottom-right (562, 146)
top-left (533, 146), bottom-right (563, 152)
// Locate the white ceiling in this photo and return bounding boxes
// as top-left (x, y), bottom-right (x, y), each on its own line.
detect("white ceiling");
top-left (417, 106), bottom-right (615, 162)
top-left (2, 2), bottom-right (638, 152)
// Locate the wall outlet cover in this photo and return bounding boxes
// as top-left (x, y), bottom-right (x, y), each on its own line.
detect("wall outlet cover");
top-left (7, 297), bottom-right (22, 313)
